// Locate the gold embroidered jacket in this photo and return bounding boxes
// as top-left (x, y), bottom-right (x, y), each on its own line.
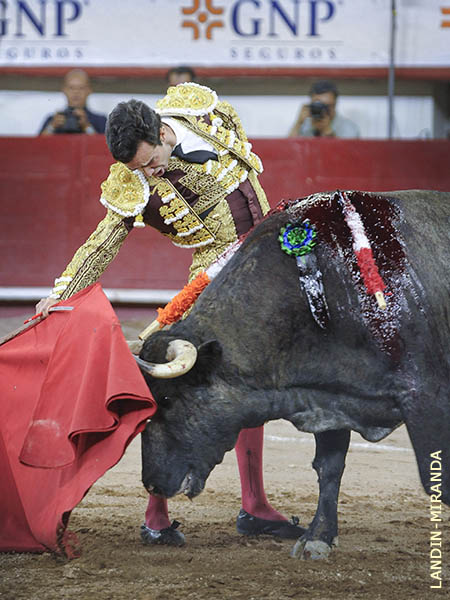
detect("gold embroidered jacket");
top-left (52, 83), bottom-right (270, 300)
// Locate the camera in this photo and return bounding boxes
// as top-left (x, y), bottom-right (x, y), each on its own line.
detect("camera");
top-left (54, 107), bottom-right (83, 134)
top-left (309, 101), bottom-right (330, 121)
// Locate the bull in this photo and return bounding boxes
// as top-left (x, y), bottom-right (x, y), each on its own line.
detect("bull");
top-left (136, 190), bottom-right (450, 559)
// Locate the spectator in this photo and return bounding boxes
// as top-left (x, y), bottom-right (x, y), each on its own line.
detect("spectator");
top-left (39, 69), bottom-right (107, 136)
top-left (166, 65), bottom-right (197, 86)
top-left (289, 80), bottom-right (360, 138)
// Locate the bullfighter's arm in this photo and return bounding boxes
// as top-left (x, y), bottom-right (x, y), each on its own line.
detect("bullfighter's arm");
top-left (50, 209), bottom-right (131, 301)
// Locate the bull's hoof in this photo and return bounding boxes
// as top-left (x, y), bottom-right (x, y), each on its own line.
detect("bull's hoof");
top-left (290, 538), bottom-right (332, 560)
top-left (140, 521), bottom-right (185, 547)
top-left (236, 509), bottom-right (306, 539)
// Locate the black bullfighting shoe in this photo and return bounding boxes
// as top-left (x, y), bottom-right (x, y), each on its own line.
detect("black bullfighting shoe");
top-left (236, 509), bottom-right (306, 539)
top-left (140, 520), bottom-right (185, 547)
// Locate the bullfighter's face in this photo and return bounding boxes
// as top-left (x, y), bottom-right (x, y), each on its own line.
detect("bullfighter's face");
top-left (125, 124), bottom-right (176, 178)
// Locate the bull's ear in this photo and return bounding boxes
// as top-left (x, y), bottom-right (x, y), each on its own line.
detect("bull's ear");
top-left (197, 340), bottom-right (222, 361)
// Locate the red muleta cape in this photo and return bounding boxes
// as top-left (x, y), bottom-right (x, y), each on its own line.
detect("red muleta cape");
top-left (0, 284), bottom-right (157, 557)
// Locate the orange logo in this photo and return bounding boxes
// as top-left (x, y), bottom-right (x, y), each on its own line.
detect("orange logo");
top-left (182, 0), bottom-right (225, 40)
top-left (441, 6), bottom-right (450, 27)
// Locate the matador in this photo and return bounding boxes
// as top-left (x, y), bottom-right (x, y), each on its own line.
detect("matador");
top-left (36, 83), bottom-right (305, 546)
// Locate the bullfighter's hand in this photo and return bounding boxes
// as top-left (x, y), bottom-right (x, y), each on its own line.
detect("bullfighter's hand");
top-left (35, 296), bottom-right (59, 317)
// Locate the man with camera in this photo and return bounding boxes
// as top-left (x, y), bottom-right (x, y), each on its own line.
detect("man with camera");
top-left (39, 69), bottom-right (107, 136)
top-left (289, 80), bottom-right (360, 138)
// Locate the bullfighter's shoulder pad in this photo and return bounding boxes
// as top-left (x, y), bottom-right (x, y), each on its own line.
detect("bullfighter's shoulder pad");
top-left (156, 82), bottom-right (218, 117)
top-left (100, 162), bottom-right (151, 217)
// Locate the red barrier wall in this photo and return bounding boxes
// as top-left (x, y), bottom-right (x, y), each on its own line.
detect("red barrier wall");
top-left (1, 136), bottom-right (449, 292)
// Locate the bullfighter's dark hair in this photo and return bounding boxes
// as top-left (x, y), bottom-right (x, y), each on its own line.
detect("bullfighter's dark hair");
top-left (105, 99), bottom-right (162, 163)
top-left (310, 80), bottom-right (339, 99)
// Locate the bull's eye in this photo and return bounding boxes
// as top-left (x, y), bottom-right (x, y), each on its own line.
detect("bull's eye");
top-left (158, 396), bottom-right (172, 409)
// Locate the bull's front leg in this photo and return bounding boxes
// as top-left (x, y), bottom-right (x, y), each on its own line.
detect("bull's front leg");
top-left (292, 428), bottom-right (350, 560)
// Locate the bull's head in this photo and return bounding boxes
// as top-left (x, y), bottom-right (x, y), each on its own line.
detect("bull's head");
top-left (136, 334), bottom-right (238, 499)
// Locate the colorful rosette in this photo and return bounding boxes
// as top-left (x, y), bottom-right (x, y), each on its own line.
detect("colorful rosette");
top-left (279, 221), bottom-right (317, 257)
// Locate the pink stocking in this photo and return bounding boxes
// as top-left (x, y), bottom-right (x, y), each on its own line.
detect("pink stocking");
top-left (235, 426), bottom-right (286, 521)
top-left (144, 494), bottom-right (171, 530)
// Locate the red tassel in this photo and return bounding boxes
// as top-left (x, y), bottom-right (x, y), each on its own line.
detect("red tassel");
top-left (355, 247), bottom-right (386, 295)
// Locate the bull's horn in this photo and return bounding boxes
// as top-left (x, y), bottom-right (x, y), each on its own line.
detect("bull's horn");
top-left (127, 339), bottom-right (143, 355)
top-left (134, 339), bottom-right (197, 379)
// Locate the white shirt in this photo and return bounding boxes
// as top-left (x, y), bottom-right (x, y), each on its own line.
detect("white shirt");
top-left (162, 117), bottom-right (217, 155)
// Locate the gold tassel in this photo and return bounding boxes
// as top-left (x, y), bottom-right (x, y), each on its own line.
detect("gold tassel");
top-left (133, 214), bottom-right (145, 228)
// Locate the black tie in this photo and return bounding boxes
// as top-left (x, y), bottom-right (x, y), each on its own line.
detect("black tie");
top-left (171, 144), bottom-right (217, 164)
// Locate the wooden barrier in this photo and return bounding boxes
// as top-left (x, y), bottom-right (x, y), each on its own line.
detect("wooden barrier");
top-left (1, 135), bottom-right (449, 295)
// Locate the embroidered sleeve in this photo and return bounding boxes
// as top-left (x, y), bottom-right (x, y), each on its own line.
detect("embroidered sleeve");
top-left (51, 210), bottom-right (130, 300)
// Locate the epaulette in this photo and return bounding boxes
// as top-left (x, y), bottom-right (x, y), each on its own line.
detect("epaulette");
top-left (156, 82), bottom-right (218, 117)
top-left (100, 162), bottom-right (151, 227)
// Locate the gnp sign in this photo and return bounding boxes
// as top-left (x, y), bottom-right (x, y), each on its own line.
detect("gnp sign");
top-left (0, 0), bottom-right (449, 67)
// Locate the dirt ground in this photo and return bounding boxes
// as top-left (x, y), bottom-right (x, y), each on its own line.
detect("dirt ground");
top-left (0, 313), bottom-right (448, 600)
